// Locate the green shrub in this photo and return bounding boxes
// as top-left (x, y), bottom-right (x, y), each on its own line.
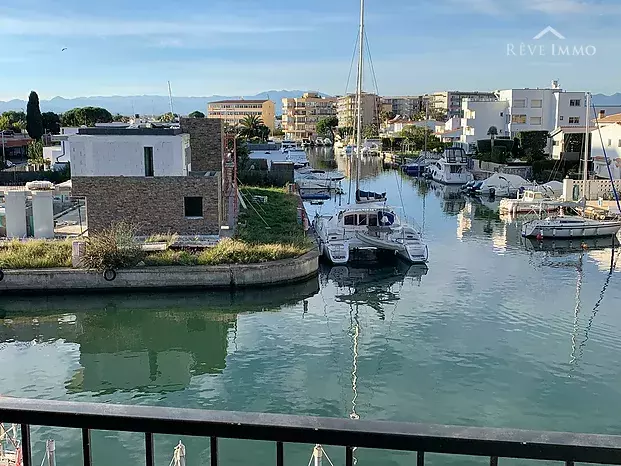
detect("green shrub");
top-left (82, 222), bottom-right (145, 271)
top-left (144, 250), bottom-right (198, 266)
top-left (0, 240), bottom-right (72, 269)
top-left (198, 239), bottom-right (305, 265)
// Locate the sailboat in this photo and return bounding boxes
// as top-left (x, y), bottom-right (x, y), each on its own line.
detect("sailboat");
top-left (521, 92), bottom-right (621, 239)
top-left (312, 0), bottom-right (428, 265)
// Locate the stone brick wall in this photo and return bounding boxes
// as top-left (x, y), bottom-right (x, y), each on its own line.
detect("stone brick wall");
top-left (179, 118), bottom-right (222, 172)
top-left (72, 175), bottom-right (222, 235)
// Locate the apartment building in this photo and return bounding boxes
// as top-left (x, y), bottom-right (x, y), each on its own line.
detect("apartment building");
top-left (430, 91), bottom-right (497, 118)
top-left (70, 119), bottom-right (224, 235)
top-left (281, 92), bottom-right (337, 141)
top-left (337, 92), bottom-right (381, 129)
top-left (381, 96), bottom-right (424, 119)
top-left (459, 86), bottom-right (587, 153)
top-left (207, 99), bottom-right (275, 133)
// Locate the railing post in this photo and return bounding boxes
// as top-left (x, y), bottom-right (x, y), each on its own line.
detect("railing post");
top-left (210, 436), bottom-right (218, 466)
top-left (20, 424), bottom-right (32, 466)
top-left (276, 442), bottom-right (284, 466)
top-left (46, 439), bottom-right (55, 466)
top-left (417, 451), bottom-right (424, 466)
top-left (81, 428), bottom-right (92, 466)
top-left (490, 456), bottom-right (499, 466)
top-left (145, 433), bottom-right (154, 466)
top-left (345, 446), bottom-right (354, 466)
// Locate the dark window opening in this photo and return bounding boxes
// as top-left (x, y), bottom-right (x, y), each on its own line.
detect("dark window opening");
top-left (144, 147), bottom-right (154, 177)
top-left (184, 197), bottom-right (203, 218)
top-left (368, 215), bottom-right (378, 227)
top-left (357, 214), bottom-right (367, 226)
top-left (344, 214), bottom-right (355, 226)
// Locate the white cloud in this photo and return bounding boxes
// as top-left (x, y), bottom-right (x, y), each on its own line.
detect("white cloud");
top-left (0, 13), bottom-right (312, 37)
top-left (441, 0), bottom-right (618, 15)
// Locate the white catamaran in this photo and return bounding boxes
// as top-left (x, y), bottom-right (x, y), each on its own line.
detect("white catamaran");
top-left (312, 0), bottom-right (428, 264)
top-left (521, 92), bottom-right (621, 239)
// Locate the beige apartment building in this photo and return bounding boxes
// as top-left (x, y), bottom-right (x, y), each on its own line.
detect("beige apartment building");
top-left (281, 92), bottom-right (337, 141)
top-left (429, 91), bottom-right (496, 119)
top-left (207, 99), bottom-right (275, 133)
top-left (336, 92), bottom-right (381, 130)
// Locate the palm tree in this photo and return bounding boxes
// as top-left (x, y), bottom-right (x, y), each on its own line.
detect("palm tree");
top-left (487, 126), bottom-right (498, 154)
top-left (239, 115), bottom-right (264, 140)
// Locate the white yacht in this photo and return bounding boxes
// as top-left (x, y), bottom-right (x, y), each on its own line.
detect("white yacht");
top-left (296, 169), bottom-right (344, 190)
top-left (314, 204), bottom-right (428, 264)
top-left (280, 140), bottom-right (296, 153)
top-left (427, 147), bottom-right (472, 184)
top-left (521, 215), bottom-right (621, 239)
top-left (499, 189), bottom-right (563, 215)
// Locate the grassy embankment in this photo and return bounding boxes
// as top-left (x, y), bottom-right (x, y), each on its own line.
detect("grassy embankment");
top-left (0, 187), bottom-right (311, 269)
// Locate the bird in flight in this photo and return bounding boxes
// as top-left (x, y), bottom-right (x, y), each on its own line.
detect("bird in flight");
top-left (61, 47), bottom-right (67, 51)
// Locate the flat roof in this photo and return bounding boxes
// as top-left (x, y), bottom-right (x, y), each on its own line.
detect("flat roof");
top-left (209, 99), bottom-right (268, 104)
top-left (77, 127), bottom-right (183, 136)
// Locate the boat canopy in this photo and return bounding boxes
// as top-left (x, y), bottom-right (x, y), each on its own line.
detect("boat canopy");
top-left (356, 189), bottom-right (387, 202)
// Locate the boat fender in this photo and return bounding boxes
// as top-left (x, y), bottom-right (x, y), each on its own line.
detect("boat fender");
top-left (103, 269), bottom-right (117, 282)
top-left (0, 269), bottom-right (3, 282)
top-left (536, 232), bottom-right (543, 241)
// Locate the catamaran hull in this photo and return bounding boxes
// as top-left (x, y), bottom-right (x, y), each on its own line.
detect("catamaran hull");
top-left (521, 221), bottom-right (621, 238)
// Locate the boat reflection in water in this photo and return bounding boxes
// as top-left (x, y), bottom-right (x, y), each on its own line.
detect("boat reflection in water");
top-left (320, 261), bottom-right (427, 319)
top-left (428, 180), bottom-right (466, 214)
top-left (523, 236), bottom-right (620, 254)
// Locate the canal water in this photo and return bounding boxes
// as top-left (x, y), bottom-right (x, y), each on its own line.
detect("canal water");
top-left (2, 149), bottom-right (621, 466)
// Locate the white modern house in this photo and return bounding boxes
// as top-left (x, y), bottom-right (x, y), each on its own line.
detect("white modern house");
top-left (68, 127), bottom-right (191, 177)
top-left (459, 83), bottom-right (587, 154)
top-left (591, 122), bottom-right (621, 179)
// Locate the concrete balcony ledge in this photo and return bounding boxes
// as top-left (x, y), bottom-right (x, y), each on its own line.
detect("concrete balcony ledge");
top-left (0, 248), bottom-right (319, 295)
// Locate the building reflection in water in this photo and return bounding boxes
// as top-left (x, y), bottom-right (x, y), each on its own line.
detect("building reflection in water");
top-left (0, 279), bottom-right (320, 395)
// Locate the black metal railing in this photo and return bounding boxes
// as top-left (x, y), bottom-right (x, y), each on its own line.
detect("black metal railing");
top-left (2, 397), bottom-right (621, 466)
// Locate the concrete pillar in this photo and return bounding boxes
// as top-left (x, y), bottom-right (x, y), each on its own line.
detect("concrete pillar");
top-left (5, 191), bottom-right (27, 238)
top-left (31, 190), bottom-right (54, 239)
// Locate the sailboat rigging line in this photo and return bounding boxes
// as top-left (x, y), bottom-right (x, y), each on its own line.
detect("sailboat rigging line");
top-left (363, 31), bottom-right (380, 96)
top-left (591, 100), bottom-right (621, 213)
top-left (345, 33), bottom-right (360, 96)
top-left (322, 447), bottom-right (337, 466)
top-left (569, 251), bottom-right (584, 366)
top-left (576, 247), bottom-right (619, 363)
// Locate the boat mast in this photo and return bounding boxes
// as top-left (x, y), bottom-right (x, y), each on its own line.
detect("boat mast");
top-left (355, 0), bottom-right (365, 195)
top-left (582, 92), bottom-right (590, 210)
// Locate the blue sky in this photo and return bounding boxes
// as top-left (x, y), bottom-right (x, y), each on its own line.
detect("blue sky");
top-left (1, 0), bottom-right (621, 100)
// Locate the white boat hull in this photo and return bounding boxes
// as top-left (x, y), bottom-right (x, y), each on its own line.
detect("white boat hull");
top-left (521, 219), bottom-right (621, 238)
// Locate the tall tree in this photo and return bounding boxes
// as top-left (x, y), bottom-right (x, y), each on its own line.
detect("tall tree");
top-left (317, 116), bottom-right (339, 142)
top-left (26, 91), bottom-right (44, 140)
top-left (62, 107), bottom-right (113, 127)
top-left (188, 111), bottom-right (205, 118)
top-left (41, 112), bottom-right (61, 134)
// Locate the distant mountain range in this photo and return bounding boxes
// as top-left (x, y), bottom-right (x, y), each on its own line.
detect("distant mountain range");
top-left (0, 90), bottom-right (329, 116)
top-left (1, 91), bottom-right (620, 116)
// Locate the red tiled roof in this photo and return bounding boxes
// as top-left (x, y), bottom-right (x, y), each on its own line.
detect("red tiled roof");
top-left (596, 113), bottom-right (621, 123)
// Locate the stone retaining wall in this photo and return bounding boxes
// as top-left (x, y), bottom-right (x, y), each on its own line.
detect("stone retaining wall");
top-left (0, 249), bottom-right (319, 295)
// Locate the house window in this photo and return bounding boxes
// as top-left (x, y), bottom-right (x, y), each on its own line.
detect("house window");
top-left (531, 99), bottom-right (543, 108)
top-left (530, 116), bottom-right (542, 125)
top-left (618, 139), bottom-right (621, 147)
top-left (184, 197), bottom-right (203, 218)
top-left (512, 114), bottom-right (527, 124)
top-left (608, 139), bottom-right (612, 147)
top-left (568, 117), bottom-right (580, 124)
top-left (570, 99), bottom-right (581, 107)
top-left (144, 147), bottom-right (154, 177)
top-left (560, 116), bottom-right (564, 121)
top-left (513, 99), bottom-right (526, 108)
